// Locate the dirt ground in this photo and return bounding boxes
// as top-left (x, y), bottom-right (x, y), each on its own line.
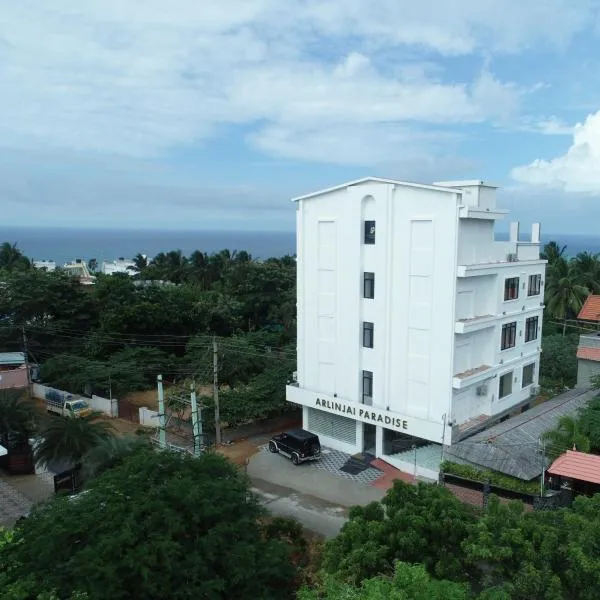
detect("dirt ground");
top-left (217, 440), bottom-right (261, 467)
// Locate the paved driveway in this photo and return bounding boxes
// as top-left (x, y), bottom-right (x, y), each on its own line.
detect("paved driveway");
top-left (248, 449), bottom-right (386, 537)
top-left (0, 477), bottom-right (32, 528)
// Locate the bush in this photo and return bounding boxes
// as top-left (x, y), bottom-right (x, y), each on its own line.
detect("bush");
top-left (441, 461), bottom-right (539, 495)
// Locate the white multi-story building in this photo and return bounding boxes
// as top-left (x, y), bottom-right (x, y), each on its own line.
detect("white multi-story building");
top-left (286, 177), bottom-right (546, 475)
top-left (102, 258), bottom-right (136, 276)
top-left (33, 260), bottom-right (57, 272)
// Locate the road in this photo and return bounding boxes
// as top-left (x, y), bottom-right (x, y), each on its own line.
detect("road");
top-left (252, 479), bottom-right (348, 538)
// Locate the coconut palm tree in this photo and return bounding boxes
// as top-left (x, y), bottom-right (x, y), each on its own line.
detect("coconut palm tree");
top-left (81, 434), bottom-right (148, 482)
top-left (542, 415), bottom-right (591, 459)
top-left (541, 241), bottom-right (567, 264)
top-left (544, 256), bottom-right (589, 335)
top-left (34, 415), bottom-right (114, 470)
top-left (0, 390), bottom-right (39, 447)
top-left (571, 251), bottom-right (600, 294)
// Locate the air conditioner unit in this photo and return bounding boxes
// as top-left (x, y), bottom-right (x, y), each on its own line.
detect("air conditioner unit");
top-left (507, 253), bottom-right (518, 262)
top-left (476, 384), bottom-right (488, 396)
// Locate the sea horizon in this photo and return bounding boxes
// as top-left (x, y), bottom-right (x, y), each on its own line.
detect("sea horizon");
top-left (1, 225), bottom-right (599, 266)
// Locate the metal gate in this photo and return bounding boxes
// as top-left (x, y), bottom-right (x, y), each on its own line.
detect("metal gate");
top-left (307, 408), bottom-right (356, 445)
top-left (118, 398), bottom-right (140, 423)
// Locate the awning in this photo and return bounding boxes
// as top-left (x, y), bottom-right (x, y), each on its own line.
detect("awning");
top-left (548, 450), bottom-right (600, 485)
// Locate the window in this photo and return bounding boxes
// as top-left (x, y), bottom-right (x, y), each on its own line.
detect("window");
top-left (522, 363), bottom-right (535, 387)
top-left (528, 274), bottom-right (542, 296)
top-left (362, 370), bottom-right (373, 403)
top-left (524, 316), bottom-right (539, 342)
top-left (499, 372), bottom-right (513, 398)
top-left (504, 277), bottom-right (519, 301)
top-left (362, 322), bottom-right (374, 348)
top-left (501, 322), bottom-right (517, 350)
top-left (364, 220), bottom-right (376, 244)
top-left (363, 272), bottom-right (375, 299)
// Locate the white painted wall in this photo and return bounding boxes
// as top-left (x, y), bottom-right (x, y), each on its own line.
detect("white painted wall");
top-left (290, 177), bottom-right (546, 453)
top-left (295, 180), bottom-right (459, 444)
top-left (139, 406), bottom-right (159, 427)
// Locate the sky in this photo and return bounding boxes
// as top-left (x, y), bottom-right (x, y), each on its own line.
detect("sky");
top-left (1, 1), bottom-right (600, 233)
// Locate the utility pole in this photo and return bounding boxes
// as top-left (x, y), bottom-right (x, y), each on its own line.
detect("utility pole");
top-left (21, 327), bottom-right (32, 399)
top-left (157, 375), bottom-right (166, 449)
top-left (213, 336), bottom-right (221, 445)
top-left (190, 380), bottom-right (203, 457)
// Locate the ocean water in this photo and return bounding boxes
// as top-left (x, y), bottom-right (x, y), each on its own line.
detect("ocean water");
top-left (0, 226), bottom-right (598, 265)
top-left (0, 227), bottom-right (297, 265)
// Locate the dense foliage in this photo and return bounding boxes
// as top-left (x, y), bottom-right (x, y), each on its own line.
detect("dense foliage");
top-left (0, 450), bottom-right (299, 600)
top-left (0, 245), bottom-right (297, 430)
top-left (313, 480), bottom-right (600, 599)
top-left (440, 461), bottom-right (539, 495)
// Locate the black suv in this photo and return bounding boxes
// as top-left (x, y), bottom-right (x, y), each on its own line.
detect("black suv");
top-left (268, 429), bottom-right (321, 465)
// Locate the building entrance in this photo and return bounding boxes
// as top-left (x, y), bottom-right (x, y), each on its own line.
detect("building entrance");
top-left (363, 423), bottom-right (377, 455)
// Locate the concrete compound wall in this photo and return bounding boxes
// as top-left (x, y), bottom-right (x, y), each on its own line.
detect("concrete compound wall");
top-left (139, 406), bottom-right (159, 427)
top-left (32, 383), bottom-right (117, 418)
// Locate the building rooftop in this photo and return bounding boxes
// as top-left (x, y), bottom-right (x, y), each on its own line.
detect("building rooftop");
top-left (291, 176), bottom-right (462, 202)
top-left (445, 388), bottom-right (597, 480)
top-left (0, 352), bottom-right (25, 366)
top-left (577, 346), bottom-right (600, 362)
top-left (578, 295), bottom-right (600, 322)
top-left (433, 180), bottom-right (498, 189)
top-left (548, 450), bottom-right (600, 485)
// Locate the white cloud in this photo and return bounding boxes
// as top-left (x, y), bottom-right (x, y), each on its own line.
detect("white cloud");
top-left (0, 0), bottom-right (596, 164)
top-left (511, 111), bottom-right (600, 192)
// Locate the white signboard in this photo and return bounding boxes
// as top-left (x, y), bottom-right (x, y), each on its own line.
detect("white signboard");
top-left (286, 385), bottom-right (445, 440)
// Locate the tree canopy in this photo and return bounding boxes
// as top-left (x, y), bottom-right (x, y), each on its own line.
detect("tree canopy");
top-left (0, 449), bottom-right (298, 600)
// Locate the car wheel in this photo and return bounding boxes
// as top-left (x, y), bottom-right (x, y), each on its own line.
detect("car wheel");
top-left (268, 441), bottom-right (278, 453)
top-left (291, 453), bottom-right (300, 465)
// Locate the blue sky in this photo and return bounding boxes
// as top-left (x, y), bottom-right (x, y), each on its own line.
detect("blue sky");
top-left (1, 1), bottom-right (600, 234)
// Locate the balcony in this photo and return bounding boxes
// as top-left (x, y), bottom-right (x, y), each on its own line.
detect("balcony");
top-left (455, 314), bottom-right (496, 334)
top-left (453, 364), bottom-right (492, 390)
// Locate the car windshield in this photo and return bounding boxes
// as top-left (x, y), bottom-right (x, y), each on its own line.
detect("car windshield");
top-left (70, 401), bottom-right (89, 411)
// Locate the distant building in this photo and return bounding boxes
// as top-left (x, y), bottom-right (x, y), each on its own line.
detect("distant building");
top-left (33, 260), bottom-right (57, 272)
top-left (62, 260), bottom-right (95, 285)
top-left (0, 352), bottom-right (28, 390)
top-left (576, 295), bottom-right (600, 387)
top-left (101, 258), bottom-right (136, 276)
top-left (286, 177), bottom-right (545, 477)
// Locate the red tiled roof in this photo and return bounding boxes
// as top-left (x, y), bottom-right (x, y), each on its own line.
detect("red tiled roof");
top-left (547, 450), bottom-right (600, 485)
top-left (578, 295), bottom-right (600, 321)
top-left (576, 347), bottom-right (600, 362)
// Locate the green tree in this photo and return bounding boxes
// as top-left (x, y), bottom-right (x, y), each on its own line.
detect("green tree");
top-left (80, 434), bottom-right (148, 482)
top-left (541, 415), bottom-right (591, 459)
top-left (0, 242), bottom-right (30, 271)
top-left (544, 257), bottom-right (588, 335)
top-left (0, 390), bottom-right (39, 448)
top-left (571, 252), bottom-right (600, 294)
top-left (0, 450), bottom-right (298, 599)
top-left (34, 415), bottom-right (114, 469)
top-left (541, 241), bottom-right (567, 264)
top-left (299, 562), bottom-right (469, 600)
top-left (578, 394), bottom-right (600, 450)
top-left (539, 334), bottom-right (579, 388)
top-left (322, 481), bottom-right (476, 585)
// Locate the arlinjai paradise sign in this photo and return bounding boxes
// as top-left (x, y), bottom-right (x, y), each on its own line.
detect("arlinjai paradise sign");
top-left (314, 397), bottom-right (408, 431)
top-left (285, 385), bottom-right (445, 439)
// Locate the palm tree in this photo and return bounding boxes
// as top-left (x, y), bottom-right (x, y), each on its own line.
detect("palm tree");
top-left (81, 434), bottom-right (148, 481)
top-left (0, 390), bottom-right (39, 448)
top-left (542, 415), bottom-right (591, 459)
top-left (34, 415), bottom-right (114, 470)
top-left (544, 257), bottom-right (589, 335)
top-left (571, 252), bottom-right (600, 294)
top-left (541, 241), bottom-right (567, 264)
